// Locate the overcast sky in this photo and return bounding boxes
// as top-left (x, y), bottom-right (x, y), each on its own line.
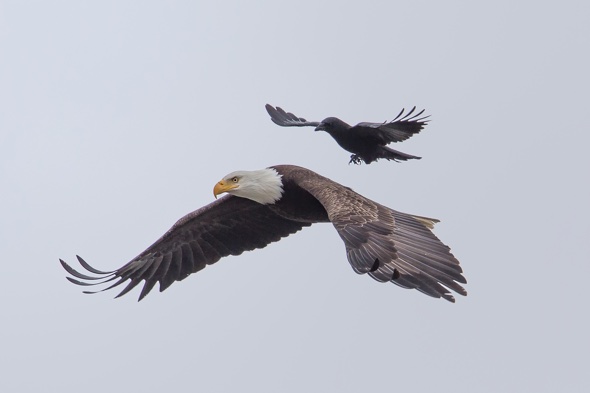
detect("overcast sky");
top-left (1, 1), bottom-right (589, 392)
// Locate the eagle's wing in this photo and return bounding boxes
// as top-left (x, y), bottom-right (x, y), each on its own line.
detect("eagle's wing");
top-left (353, 107), bottom-right (430, 144)
top-left (265, 104), bottom-right (320, 127)
top-left (60, 195), bottom-right (310, 300)
top-left (291, 168), bottom-right (466, 302)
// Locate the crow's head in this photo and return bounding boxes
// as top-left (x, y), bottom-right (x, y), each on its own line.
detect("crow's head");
top-left (315, 117), bottom-right (348, 132)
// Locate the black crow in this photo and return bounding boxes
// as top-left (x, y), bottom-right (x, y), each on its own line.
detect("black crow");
top-left (265, 104), bottom-right (429, 165)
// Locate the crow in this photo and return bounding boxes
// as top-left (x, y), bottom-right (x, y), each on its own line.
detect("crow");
top-left (265, 104), bottom-right (429, 165)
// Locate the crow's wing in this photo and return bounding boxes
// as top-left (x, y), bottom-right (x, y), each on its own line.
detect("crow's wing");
top-left (353, 107), bottom-right (430, 144)
top-left (265, 104), bottom-right (320, 127)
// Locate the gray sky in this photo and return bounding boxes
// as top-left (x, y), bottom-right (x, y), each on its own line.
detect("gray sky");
top-left (1, 1), bottom-right (589, 392)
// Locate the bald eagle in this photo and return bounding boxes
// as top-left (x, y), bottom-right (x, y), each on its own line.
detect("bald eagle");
top-left (60, 165), bottom-right (466, 302)
top-left (265, 104), bottom-right (428, 165)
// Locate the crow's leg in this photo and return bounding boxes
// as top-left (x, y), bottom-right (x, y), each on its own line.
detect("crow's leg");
top-left (348, 154), bottom-right (363, 165)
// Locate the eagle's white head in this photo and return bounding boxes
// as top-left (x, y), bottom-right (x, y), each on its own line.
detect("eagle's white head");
top-left (213, 167), bottom-right (284, 205)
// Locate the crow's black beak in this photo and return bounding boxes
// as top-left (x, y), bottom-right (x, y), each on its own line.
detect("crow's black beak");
top-left (314, 124), bottom-right (325, 132)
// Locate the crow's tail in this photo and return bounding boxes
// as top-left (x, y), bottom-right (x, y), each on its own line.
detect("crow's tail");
top-left (380, 146), bottom-right (421, 162)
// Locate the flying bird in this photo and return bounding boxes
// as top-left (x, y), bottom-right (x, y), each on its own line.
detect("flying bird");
top-left (265, 104), bottom-right (429, 165)
top-left (60, 165), bottom-right (466, 302)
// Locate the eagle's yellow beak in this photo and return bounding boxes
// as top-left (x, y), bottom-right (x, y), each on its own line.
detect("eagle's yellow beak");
top-left (213, 180), bottom-right (238, 199)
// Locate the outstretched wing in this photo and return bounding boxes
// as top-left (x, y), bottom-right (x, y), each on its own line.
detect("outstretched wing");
top-left (284, 166), bottom-right (466, 302)
top-left (265, 104), bottom-right (320, 127)
top-left (353, 106), bottom-right (430, 144)
top-left (60, 195), bottom-right (310, 301)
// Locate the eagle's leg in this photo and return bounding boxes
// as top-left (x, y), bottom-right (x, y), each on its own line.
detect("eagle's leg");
top-left (348, 154), bottom-right (363, 165)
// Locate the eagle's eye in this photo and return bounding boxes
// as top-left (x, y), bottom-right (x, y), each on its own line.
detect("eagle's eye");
top-left (231, 177), bottom-right (239, 183)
